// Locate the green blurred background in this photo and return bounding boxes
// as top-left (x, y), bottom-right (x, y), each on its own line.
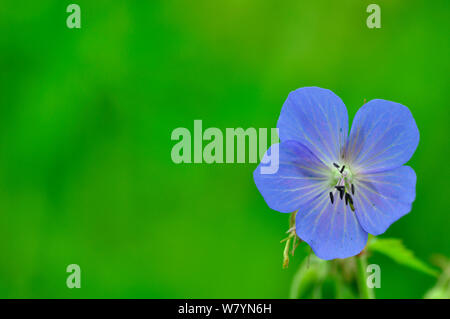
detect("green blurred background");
top-left (0, 0), bottom-right (448, 298)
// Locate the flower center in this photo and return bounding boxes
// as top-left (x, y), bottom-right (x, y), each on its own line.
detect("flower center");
top-left (328, 162), bottom-right (355, 211)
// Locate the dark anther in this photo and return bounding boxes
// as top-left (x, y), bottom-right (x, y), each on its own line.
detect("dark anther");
top-left (340, 165), bottom-right (346, 173)
top-left (333, 163), bottom-right (340, 169)
top-left (329, 192), bottom-right (334, 204)
top-left (351, 184), bottom-right (355, 195)
top-left (339, 189), bottom-right (344, 200)
top-left (346, 193), bottom-right (355, 211)
top-left (349, 200), bottom-right (355, 211)
top-left (347, 193), bottom-right (354, 205)
top-left (345, 193), bottom-right (349, 205)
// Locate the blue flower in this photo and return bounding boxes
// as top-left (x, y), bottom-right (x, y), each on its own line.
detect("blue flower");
top-left (254, 87), bottom-right (419, 260)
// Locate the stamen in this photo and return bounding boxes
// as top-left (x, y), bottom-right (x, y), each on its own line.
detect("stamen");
top-left (351, 184), bottom-right (355, 195)
top-left (349, 203), bottom-right (355, 211)
top-left (333, 163), bottom-right (340, 169)
top-left (346, 193), bottom-right (355, 211)
top-left (340, 165), bottom-right (346, 174)
top-left (329, 192), bottom-right (334, 204)
top-left (345, 193), bottom-right (349, 205)
top-left (335, 186), bottom-right (345, 200)
top-left (346, 193), bottom-right (354, 204)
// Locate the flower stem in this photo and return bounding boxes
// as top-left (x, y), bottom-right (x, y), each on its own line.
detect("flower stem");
top-left (282, 211), bottom-right (299, 268)
top-left (356, 253), bottom-right (374, 299)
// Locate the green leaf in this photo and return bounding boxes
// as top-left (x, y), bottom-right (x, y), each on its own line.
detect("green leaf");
top-left (289, 255), bottom-right (329, 299)
top-left (424, 255), bottom-right (450, 298)
top-left (367, 238), bottom-right (438, 277)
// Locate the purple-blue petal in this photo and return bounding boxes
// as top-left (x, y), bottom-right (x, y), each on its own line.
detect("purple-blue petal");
top-left (295, 193), bottom-right (368, 260)
top-left (346, 99), bottom-right (419, 173)
top-left (253, 141), bottom-right (330, 213)
top-left (353, 166), bottom-right (416, 235)
top-left (277, 87), bottom-right (348, 164)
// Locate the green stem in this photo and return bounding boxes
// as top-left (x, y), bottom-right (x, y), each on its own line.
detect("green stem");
top-left (356, 253), bottom-right (375, 299)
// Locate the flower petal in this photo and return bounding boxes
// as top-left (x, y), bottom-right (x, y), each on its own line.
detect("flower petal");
top-left (346, 99), bottom-right (419, 173)
top-left (277, 87), bottom-right (348, 164)
top-left (353, 166), bottom-right (416, 235)
top-left (253, 141), bottom-right (330, 213)
top-left (295, 192), bottom-right (368, 260)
